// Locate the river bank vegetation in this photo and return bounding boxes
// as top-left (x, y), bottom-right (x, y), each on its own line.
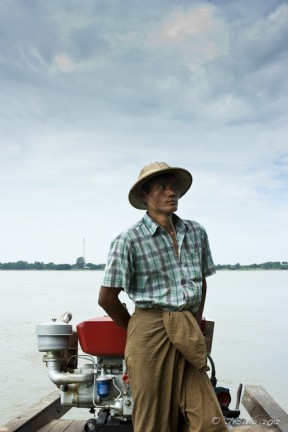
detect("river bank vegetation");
top-left (0, 258), bottom-right (287, 270)
top-left (215, 261), bottom-right (288, 270)
top-left (0, 257), bottom-right (105, 270)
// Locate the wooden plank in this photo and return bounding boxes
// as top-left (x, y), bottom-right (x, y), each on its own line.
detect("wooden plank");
top-left (37, 419), bottom-right (85, 432)
top-left (37, 419), bottom-right (71, 432)
top-left (36, 420), bottom-right (61, 432)
top-left (0, 391), bottom-right (71, 432)
top-left (242, 385), bottom-right (288, 432)
top-left (37, 421), bottom-right (134, 432)
top-left (65, 420), bottom-right (86, 432)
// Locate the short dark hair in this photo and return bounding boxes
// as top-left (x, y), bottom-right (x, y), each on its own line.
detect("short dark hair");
top-left (140, 178), bottom-right (153, 194)
top-left (141, 174), bottom-right (176, 194)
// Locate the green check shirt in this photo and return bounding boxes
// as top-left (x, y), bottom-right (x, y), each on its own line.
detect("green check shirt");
top-left (102, 213), bottom-right (216, 313)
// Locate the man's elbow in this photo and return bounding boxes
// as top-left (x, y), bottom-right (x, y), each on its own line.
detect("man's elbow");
top-left (98, 296), bottom-right (104, 308)
top-left (98, 286), bottom-right (109, 308)
top-left (98, 286), bottom-right (121, 310)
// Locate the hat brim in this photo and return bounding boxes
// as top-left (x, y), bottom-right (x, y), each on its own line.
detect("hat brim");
top-left (128, 167), bottom-right (193, 210)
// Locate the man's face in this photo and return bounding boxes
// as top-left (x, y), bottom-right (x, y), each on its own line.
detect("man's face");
top-left (141, 175), bottom-right (181, 215)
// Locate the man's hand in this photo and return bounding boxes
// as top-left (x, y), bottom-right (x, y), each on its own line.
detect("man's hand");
top-left (194, 278), bottom-right (207, 327)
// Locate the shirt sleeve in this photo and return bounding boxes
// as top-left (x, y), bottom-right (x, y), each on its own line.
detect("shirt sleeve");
top-left (201, 227), bottom-right (216, 278)
top-left (102, 233), bottom-right (135, 291)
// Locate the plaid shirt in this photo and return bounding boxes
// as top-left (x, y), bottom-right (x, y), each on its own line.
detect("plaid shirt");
top-left (102, 213), bottom-right (216, 313)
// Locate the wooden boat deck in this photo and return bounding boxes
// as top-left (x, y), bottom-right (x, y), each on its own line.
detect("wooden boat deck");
top-left (1, 385), bottom-right (288, 432)
top-left (37, 419), bottom-right (86, 432)
top-left (37, 420), bottom-right (133, 432)
top-left (0, 390), bottom-right (133, 432)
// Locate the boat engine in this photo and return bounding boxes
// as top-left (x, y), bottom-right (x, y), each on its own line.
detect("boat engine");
top-left (36, 312), bottom-right (133, 427)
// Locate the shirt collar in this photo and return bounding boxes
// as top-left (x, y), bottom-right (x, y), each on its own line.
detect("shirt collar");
top-left (142, 212), bottom-right (187, 236)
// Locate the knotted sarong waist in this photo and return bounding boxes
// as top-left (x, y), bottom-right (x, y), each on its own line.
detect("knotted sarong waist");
top-left (131, 308), bottom-right (207, 370)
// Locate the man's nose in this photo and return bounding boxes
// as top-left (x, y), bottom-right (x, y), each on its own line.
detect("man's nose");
top-left (167, 186), bottom-right (178, 195)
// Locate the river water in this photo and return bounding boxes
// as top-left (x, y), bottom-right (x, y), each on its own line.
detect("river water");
top-left (0, 270), bottom-right (287, 425)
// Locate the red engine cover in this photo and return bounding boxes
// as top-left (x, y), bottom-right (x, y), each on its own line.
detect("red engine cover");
top-left (77, 316), bottom-right (127, 356)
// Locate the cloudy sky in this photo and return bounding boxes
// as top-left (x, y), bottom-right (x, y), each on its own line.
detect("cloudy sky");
top-left (1, 0), bottom-right (287, 266)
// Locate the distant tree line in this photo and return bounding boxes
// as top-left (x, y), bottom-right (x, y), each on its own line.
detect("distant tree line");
top-left (215, 261), bottom-right (288, 270)
top-left (0, 257), bottom-right (105, 271)
top-left (0, 259), bottom-right (287, 271)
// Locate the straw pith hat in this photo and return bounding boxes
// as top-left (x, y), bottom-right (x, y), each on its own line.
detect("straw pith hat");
top-left (128, 162), bottom-right (193, 210)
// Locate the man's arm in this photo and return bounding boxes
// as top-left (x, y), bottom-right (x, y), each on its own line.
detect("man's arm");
top-left (194, 278), bottom-right (207, 326)
top-left (98, 286), bottom-right (131, 329)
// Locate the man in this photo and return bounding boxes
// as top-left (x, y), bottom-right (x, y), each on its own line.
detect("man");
top-left (98, 162), bottom-right (227, 432)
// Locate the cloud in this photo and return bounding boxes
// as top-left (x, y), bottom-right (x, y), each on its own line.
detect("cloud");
top-left (1, 1), bottom-right (287, 132)
top-left (53, 54), bottom-right (76, 72)
top-left (0, 0), bottom-right (287, 264)
top-left (155, 8), bottom-right (216, 41)
top-left (149, 5), bottom-right (228, 58)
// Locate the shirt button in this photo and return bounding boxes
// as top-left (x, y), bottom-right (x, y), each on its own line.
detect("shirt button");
top-left (181, 279), bottom-right (186, 285)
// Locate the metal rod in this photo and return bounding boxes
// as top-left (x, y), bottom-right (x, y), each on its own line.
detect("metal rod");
top-left (235, 383), bottom-right (243, 410)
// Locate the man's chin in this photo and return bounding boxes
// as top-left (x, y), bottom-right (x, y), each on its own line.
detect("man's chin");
top-left (165, 204), bottom-right (178, 213)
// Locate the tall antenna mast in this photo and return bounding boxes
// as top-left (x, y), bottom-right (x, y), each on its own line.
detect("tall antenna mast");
top-left (83, 238), bottom-right (86, 263)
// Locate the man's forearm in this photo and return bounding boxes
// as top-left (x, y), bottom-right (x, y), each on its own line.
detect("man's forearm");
top-left (98, 286), bottom-right (131, 329)
top-left (103, 299), bottom-right (131, 329)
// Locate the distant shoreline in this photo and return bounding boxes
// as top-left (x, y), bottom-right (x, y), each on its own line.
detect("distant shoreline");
top-left (0, 268), bottom-right (104, 271)
top-left (0, 259), bottom-right (105, 271)
top-left (0, 260), bottom-right (287, 271)
top-left (0, 268), bottom-right (287, 271)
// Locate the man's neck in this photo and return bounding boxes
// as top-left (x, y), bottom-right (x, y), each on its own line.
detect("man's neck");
top-left (147, 210), bottom-right (175, 235)
top-left (147, 211), bottom-right (178, 256)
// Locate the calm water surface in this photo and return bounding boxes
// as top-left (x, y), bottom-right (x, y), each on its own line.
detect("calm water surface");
top-left (0, 270), bottom-right (287, 424)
